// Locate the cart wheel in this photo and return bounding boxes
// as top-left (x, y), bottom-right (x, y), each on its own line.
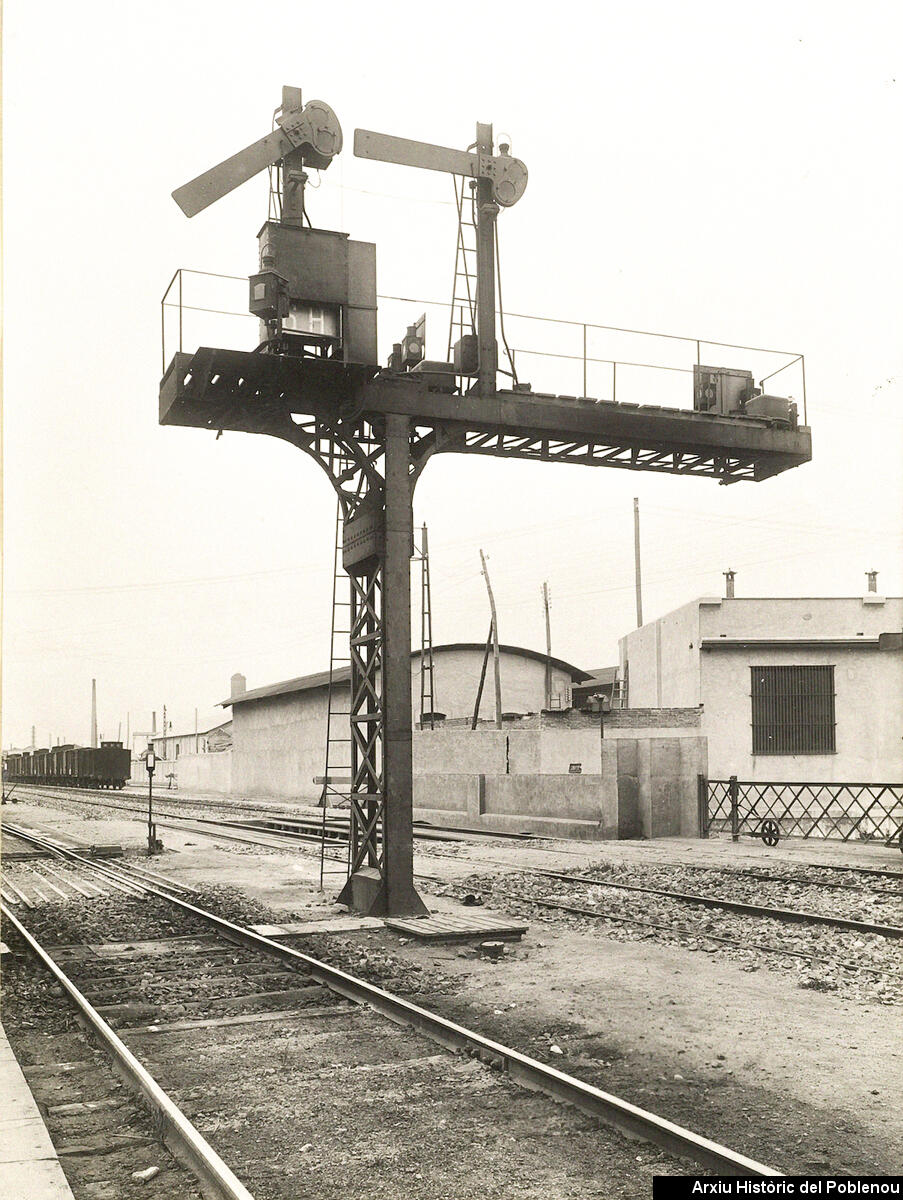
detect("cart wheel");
top-left (761, 819), bottom-right (780, 847)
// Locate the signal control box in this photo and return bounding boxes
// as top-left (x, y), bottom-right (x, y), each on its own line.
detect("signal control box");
top-left (252, 222), bottom-right (377, 366)
top-left (693, 365), bottom-right (755, 417)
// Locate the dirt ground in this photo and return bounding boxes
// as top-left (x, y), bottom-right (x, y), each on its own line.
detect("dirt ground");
top-left (3, 793), bottom-right (902, 1175)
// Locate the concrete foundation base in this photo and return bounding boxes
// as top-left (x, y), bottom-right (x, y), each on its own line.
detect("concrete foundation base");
top-left (338, 867), bottom-right (429, 917)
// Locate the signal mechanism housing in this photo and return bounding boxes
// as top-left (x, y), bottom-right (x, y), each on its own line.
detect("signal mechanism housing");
top-left (250, 222), bottom-right (377, 365)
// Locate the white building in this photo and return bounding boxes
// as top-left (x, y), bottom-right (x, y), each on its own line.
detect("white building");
top-left (619, 591), bottom-right (903, 782)
top-left (224, 645), bottom-right (589, 802)
top-left (149, 721), bottom-right (232, 761)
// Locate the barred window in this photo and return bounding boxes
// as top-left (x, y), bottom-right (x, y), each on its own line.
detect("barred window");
top-left (750, 665), bottom-right (836, 755)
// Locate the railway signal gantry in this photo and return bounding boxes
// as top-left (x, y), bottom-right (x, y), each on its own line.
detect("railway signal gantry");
top-left (160, 87), bottom-right (812, 916)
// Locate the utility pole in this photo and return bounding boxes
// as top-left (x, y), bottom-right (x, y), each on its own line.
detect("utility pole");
top-left (471, 623), bottom-right (494, 730)
top-left (90, 679), bottom-right (98, 748)
top-left (195, 708), bottom-right (199, 754)
top-left (542, 581), bottom-right (552, 709)
top-left (479, 550), bottom-right (502, 729)
top-left (633, 497), bottom-right (644, 627)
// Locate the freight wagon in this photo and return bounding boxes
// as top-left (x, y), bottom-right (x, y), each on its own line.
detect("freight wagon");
top-left (3, 742), bottom-right (130, 789)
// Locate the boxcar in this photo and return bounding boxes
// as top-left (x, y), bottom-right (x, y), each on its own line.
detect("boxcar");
top-left (4, 742), bottom-right (130, 789)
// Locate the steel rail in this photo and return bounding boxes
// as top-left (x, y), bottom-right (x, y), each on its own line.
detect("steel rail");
top-left (3, 824), bottom-right (187, 899)
top-left (659, 862), bottom-right (903, 898)
top-left (5, 826), bottom-right (781, 1176)
top-left (533, 870), bottom-right (903, 939)
top-left (428, 878), bottom-right (900, 981)
top-left (8, 792), bottom-right (331, 854)
top-left (1, 903), bottom-right (256, 1200)
top-left (762, 860), bottom-right (903, 883)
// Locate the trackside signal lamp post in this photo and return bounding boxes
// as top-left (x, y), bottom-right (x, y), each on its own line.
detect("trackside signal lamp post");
top-left (146, 747), bottom-right (157, 855)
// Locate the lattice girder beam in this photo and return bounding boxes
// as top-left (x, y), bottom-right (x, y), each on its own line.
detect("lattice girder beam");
top-left (161, 349), bottom-right (811, 485)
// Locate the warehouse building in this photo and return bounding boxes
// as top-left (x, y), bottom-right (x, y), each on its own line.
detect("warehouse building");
top-left (618, 584), bottom-right (903, 782)
top-left (223, 644), bottom-right (591, 803)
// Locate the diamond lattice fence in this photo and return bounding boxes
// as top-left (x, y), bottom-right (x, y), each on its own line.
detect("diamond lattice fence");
top-left (706, 779), bottom-right (903, 842)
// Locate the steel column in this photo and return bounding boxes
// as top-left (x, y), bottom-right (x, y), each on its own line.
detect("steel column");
top-left (475, 123), bottom-right (499, 397)
top-left (381, 414), bottom-right (428, 914)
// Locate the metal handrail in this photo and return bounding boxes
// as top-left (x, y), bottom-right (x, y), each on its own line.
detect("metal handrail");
top-left (161, 268), bottom-right (808, 421)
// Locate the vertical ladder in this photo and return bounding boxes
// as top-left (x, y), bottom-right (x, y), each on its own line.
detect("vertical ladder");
top-left (613, 667), bottom-right (628, 710)
top-left (319, 497), bottom-right (353, 887)
top-left (448, 176), bottom-right (480, 390)
top-left (416, 524), bottom-right (437, 729)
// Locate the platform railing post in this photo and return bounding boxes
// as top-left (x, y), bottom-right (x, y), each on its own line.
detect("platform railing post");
top-left (729, 774), bottom-right (740, 842)
top-left (698, 774), bottom-right (709, 838)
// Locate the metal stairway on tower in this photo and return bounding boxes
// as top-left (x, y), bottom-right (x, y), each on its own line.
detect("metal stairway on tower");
top-left (415, 524), bottom-right (436, 729)
top-left (448, 176), bottom-right (479, 390)
top-left (319, 497), bottom-right (354, 887)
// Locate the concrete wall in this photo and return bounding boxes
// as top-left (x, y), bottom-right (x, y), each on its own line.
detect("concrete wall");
top-left (414, 734), bottom-right (706, 840)
top-left (413, 711), bottom-right (702, 781)
top-left (172, 750), bottom-right (233, 794)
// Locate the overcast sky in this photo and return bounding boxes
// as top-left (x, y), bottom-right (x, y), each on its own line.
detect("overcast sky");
top-left (3, 1), bottom-right (901, 750)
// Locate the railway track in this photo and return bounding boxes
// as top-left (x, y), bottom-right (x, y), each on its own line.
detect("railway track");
top-left (17, 783), bottom-right (903, 902)
top-left (659, 860), bottom-right (903, 896)
top-left (1, 822), bottom-right (783, 1183)
top-left (8, 782), bottom-right (536, 849)
top-left (428, 875), bottom-right (903, 981)
top-left (13, 783), bottom-right (903, 943)
top-left (529, 868), bottom-right (903, 939)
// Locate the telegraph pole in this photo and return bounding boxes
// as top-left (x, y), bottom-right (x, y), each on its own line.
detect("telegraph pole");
top-left (542, 581), bottom-right (553, 709)
top-left (633, 497), bottom-right (644, 627)
top-left (479, 550), bottom-right (502, 728)
top-left (90, 679), bottom-right (98, 748)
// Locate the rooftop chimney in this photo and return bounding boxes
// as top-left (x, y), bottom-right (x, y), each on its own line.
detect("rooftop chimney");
top-left (231, 672), bottom-right (247, 699)
top-left (723, 569), bottom-right (736, 599)
top-left (866, 570), bottom-right (878, 593)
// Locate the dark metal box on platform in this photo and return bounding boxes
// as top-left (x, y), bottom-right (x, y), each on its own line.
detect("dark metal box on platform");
top-left (693, 364), bottom-right (754, 417)
top-left (256, 222), bottom-right (377, 366)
